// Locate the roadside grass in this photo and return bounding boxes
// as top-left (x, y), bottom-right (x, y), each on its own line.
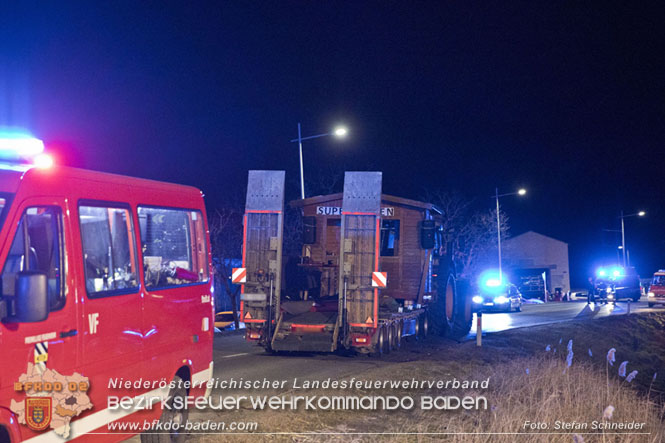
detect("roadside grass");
top-left (188, 312), bottom-right (665, 442)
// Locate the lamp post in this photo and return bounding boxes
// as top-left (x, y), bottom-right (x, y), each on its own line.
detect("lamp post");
top-left (290, 123), bottom-right (348, 200)
top-left (494, 188), bottom-right (527, 281)
top-left (619, 210), bottom-right (645, 267)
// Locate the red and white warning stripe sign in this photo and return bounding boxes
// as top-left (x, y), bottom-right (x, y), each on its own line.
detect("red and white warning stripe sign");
top-left (371, 271), bottom-right (387, 288)
top-left (232, 267), bottom-right (247, 284)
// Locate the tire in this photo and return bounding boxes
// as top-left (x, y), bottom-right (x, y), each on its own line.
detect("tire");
top-left (430, 271), bottom-right (456, 336)
top-left (385, 326), bottom-right (393, 354)
top-left (420, 314), bottom-right (429, 338)
top-left (450, 279), bottom-right (473, 338)
top-left (632, 295), bottom-right (640, 303)
top-left (394, 322), bottom-right (402, 350)
top-left (515, 304), bottom-right (522, 313)
top-left (141, 375), bottom-right (188, 443)
top-left (372, 328), bottom-right (385, 357)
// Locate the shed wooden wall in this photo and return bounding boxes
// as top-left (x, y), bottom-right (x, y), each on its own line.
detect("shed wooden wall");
top-left (299, 196), bottom-right (429, 301)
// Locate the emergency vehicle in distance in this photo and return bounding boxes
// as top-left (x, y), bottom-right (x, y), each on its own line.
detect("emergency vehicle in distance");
top-left (647, 270), bottom-right (665, 307)
top-left (0, 134), bottom-right (214, 442)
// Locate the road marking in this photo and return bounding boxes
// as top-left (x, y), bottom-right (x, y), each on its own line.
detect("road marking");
top-left (221, 353), bottom-right (249, 359)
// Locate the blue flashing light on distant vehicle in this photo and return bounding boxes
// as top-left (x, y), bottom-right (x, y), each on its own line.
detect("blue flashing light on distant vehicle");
top-left (593, 266), bottom-right (641, 303)
top-left (472, 269), bottom-right (523, 313)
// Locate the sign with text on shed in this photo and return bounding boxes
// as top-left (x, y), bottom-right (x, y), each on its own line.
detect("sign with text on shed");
top-left (317, 206), bottom-right (394, 217)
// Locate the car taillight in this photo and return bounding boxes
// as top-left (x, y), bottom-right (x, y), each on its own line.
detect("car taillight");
top-left (247, 331), bottom-right (262, 340)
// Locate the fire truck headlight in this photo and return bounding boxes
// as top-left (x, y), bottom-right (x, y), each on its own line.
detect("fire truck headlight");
top-left (472, 296), bottom-right (483, 304)
top-left (648, 292), bottom-right (655, 297)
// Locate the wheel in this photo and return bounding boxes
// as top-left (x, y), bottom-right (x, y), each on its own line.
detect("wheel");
top-left (515, 304), bottom-right (522, 312)
top-left (430, 270), bottom-right (456, 336)
top-left (420, 314), bottom-right (429, 338)
top-left (372, 328), bottom-right (385, 357)
top-left (450, 278), bottom-right (472, 338)
top-left (394, 322), bottom-right (402, 350)
top-left (385, 326), bottom-right (393, 354)
top-left (633, 295), bottom-right (640, 302)
top-left (141, 375), bottom-right (188, 443)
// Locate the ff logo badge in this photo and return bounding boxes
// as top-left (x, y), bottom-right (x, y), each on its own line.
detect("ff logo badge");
top-left (26, 397), bottom-right (52, 431)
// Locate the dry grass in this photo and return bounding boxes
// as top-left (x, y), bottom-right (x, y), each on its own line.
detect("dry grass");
top-left (187, 314), bottom-right (665, 442)
top-left (189, 355), bottom-right (664, 442)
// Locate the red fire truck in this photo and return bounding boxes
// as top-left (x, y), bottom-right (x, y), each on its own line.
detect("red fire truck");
top-left (0, 135), bottom-right (214, 442)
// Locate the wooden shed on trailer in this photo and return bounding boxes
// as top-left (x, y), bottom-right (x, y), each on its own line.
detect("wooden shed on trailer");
top-left (290, 193), bottom-right (442, 303)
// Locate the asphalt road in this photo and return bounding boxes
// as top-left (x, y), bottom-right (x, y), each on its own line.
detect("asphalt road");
top-left (470, 298), bottom-right (654, 335)
top-left (210, 299), bottom-right (656, 377)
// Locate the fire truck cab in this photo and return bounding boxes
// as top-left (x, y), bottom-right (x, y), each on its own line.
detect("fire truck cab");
top-left (647, 270), bottom-right (665, 307)
top-left (0, 136), bottom-right (214, 442)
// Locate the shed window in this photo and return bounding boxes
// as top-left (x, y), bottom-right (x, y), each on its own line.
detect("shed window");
top-left (380, 220), bottom-right (400, 257)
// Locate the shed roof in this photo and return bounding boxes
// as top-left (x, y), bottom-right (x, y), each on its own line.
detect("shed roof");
top-left (290, 193), bottom-right (441, 213)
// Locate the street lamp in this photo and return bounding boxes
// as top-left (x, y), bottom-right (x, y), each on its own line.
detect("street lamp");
top-left (290, 123), bottom-right (348, 200)
top-left (619, 210), bottom-right (646, 267)
top-left (494, 188), bottom-right (527, 281)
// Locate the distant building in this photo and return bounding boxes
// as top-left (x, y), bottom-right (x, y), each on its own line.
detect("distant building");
top-left (503, 231), bottom-right (570, 298)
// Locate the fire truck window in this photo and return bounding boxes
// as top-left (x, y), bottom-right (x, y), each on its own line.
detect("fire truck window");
top-left (1, 206), bottom-right (65, 311)
top-left (138, 207), bottom-right (209, 288)
top-left (79, 206), bottom-right (138, 297)
top-left (380, 220), bottom-right (400, 257)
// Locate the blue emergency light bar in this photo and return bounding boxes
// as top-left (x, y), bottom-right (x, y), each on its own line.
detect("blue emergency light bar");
top-left (0, 131), bottom-right (53, 169)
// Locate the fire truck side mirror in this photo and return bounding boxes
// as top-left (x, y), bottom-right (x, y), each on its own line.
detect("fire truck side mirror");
top-left (420, 220), bottom-right (436, 249)
top-left (14, 271), bottom-right (49, 323)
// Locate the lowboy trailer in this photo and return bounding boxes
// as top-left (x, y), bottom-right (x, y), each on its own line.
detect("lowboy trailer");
top-left (240, 170), bottom-right (471, 354)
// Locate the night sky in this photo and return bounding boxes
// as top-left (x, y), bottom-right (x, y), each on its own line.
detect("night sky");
top-left (1, 2), bottom-right (664, 287)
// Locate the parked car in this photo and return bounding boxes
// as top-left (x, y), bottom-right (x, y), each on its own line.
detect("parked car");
top-left (214, 311), bottom-right (237, 330)
top-left (472, 275), bottom-right (523, 313)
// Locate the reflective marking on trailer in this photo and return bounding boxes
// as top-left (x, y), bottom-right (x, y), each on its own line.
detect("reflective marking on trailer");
top-left (22, 365), bottom-right (213, 442)
top-left (221, 353), bottom-right (248, 359)
top-left (202, 317), bottom-right (210, 332)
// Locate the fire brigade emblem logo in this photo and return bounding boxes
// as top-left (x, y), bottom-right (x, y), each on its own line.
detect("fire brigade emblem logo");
top-left (26, 397), bottom-right (52, 431)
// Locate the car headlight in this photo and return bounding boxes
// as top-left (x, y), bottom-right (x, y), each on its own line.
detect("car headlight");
top-left (472, 295), bottom-right (483, 304)
top-left (495, 296), bottom-right (508, 304)
top-left (648, 292), bottom-right (655, 297)
top-left (606, 287), bottom-right (612, 293)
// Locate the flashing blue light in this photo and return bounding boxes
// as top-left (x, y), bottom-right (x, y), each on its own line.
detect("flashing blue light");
top-left (478, 269), bottom-right (506, 290)
top-left (597, 268), bottom-right (607, 277)
top-left (0, 132), bottom-right (45, 158)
